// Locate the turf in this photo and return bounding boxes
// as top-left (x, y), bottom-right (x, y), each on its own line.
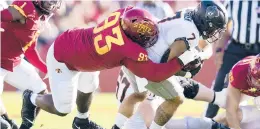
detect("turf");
top-left (3, 92), bottom-right (212, 129)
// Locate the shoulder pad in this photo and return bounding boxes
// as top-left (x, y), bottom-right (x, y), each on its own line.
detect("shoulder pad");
top-left (183, 8), bottom-right (195, 22)
top-left (10, 1), bottom-right (37, 18)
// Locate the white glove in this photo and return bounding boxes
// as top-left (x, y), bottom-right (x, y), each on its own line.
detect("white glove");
top-left (198, 44), bottom-right (213, 60)
top-left (178, 48), bottom-right (200, 66)
top-left (184, 72), bottom-right (192, 78)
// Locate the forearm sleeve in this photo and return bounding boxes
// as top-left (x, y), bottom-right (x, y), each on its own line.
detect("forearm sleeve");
top-left (124, 58), bottom-right (183, 82)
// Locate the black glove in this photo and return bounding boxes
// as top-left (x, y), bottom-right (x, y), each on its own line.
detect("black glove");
top-left (189, 64), bottom-right (202, 78)
top-left (182, 59), bottom-right (203, 78)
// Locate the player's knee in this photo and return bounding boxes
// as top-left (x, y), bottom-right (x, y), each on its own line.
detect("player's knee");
top-left (168, 96), bottom-right (183, 105)
top-left (78, 84), bottom-right (98, 94)
top-left (132, 92), bottom-right (147, 102)
top-left (183, 81), bottom-right (199, 99)
top-left (54, 103), bottom-right (75, 116)
top-left (54, 108), bottom-right (71, 116)
top-left (56, 112), bottom-right (69, 117)
top-left (127, 92), bottom-right (147, 103)
top-left (32, 82), bottom-right (47, 94)
top-left (159, 97), bottom-right (183, 116)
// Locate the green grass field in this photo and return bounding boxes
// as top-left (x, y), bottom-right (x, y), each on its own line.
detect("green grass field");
top-left (2, 92), bottom-right (214, 129)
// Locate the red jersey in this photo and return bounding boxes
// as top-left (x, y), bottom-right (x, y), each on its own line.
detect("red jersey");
top-left (54, 7), bottom-right (183, 82)
top-left (229, 56), bottom-right (260, 97)
top-left (1, 0), bottom-right (46, 73)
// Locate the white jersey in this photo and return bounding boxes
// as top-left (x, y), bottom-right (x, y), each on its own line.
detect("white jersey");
top-left (116, 8), bottom-right (200, 103)
top-left (147, 8), bottom-right (200, 63)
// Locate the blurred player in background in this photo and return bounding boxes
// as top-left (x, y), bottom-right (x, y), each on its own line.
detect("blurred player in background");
top-left (224, 55), bottom-right (260, 129)
top-left (113, 1), bottom-right (228, 129)
top-left (135, 0), bottom-right (174, 19)
top-left (0, 0), bottom-right (8, 10)
top-left (0, 0), bottom-right (61, 129)
top-left (21, 6), bottom-right (200, 129)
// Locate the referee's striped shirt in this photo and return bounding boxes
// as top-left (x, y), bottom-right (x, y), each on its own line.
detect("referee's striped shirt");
top-left (224, 0), bottom-right (260, 44)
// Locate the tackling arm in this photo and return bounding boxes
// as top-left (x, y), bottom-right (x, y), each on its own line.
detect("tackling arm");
top-left (226, 83), bottom-right (242, 129)
top-left (124, 57), bottom-right (182, 82)
top-left (162, 39), bottom-right (201, 78)
top-left (24, 43), bottom-right (47, 73)
top-left (124, 40), bottom-right (198, 82)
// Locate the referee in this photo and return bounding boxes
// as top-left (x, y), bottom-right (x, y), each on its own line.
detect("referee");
top-left (205, 1), bottom-right (260, 118)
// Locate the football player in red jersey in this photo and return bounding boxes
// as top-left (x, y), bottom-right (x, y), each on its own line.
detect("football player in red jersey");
top-left (182, 55), bottom-right (260, 129)
top-left (21, 7), bottom-right (200, 129)
top-left (224, 55), bottom-right (260, 129)
top-left (0, 0), bottom-right (61, 129)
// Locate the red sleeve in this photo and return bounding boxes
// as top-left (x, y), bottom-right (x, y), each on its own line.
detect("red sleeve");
top-left (24, 43), bottom-right (47, 73)
top-left (1, 9), bottom-right (13, 22)
top-left (123, 57), bottom-right (182, 82)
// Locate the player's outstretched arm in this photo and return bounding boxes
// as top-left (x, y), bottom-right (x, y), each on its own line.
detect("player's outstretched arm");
top-left (226, 83), bottom-right (242, 129)
top-left (124, 49), bottom-right (199, 82)
top-left (124, 57), bottom-right (182, 82)
top-left (1, 6), bottom-right (25, 22)
top-left (124, 40), bottom-right (199, 82)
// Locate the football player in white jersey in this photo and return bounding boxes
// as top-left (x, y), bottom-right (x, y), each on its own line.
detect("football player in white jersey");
top-left (112, 1), bottom-right (228, 129)
top-left (116, 73), bottom-right (260, 129)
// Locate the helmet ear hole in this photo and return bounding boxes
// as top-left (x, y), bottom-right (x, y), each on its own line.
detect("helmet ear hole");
top-left (131, 19), bottom-right (137, 23)
top-left (139, 34), bottom-right (145, 38)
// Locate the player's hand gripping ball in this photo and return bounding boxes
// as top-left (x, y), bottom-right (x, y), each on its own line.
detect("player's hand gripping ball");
top-left (182, 58), bottom-right (203, 72)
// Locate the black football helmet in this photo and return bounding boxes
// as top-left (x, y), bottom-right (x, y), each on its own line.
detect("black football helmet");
top-left (192, 1), bottom-right (228, 43)
top-left (33, 0), bottom-right (62, 15)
